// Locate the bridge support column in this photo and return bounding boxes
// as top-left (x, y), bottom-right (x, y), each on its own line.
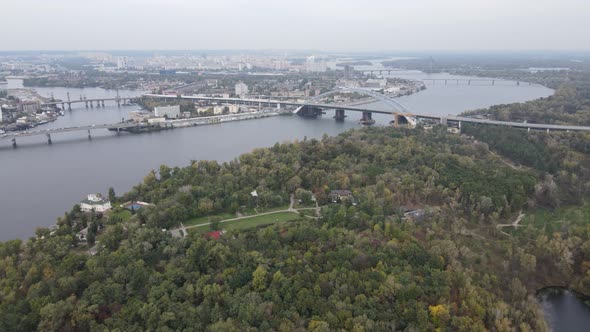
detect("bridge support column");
top-left (68, 103), bottom-right (72, 111)
top-left (85, 101), bottom-right (88, 108)
top-left (527, 127), bottom-right (530, 133)
top-left (393, 113), bottom-right (400, 127)
top-left (360, 111), bottom-right (375, 125)
top-left (102, 100), bottom-right (105, 107)
top-left (11, 138), bottom-right (16, 149)
top-left (440, 117), bottom-right (448, 126)
top-left (61, 103), bottom-right (65, 110)
top-left (492, 80), bottom-right (495, 86)
top-left (546, 128), bottom-right (550, 133)
top-left (334, 109), bottom-right (346, 121)
top-left (90, 101), bottom-right (94, 108)
top-left (46, 133), bottom-right (52, 145)
top-left (88, 129), bottom-right (92, 140)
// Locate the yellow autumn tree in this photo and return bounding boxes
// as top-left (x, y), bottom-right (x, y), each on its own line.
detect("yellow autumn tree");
top-left (429, 304), bottom-right (450, 327)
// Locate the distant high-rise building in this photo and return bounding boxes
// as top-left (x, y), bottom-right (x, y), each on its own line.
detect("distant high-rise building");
top-left (235, 82), bottom-right (249, 98)
top-left (306, 56), bottom-right (315, 72)
top-left (305, 56), bottom-right (326, 72)
top-left (117, 56), bottom-right (129, 70)
top-left (344, 65), bottom-right (353, 79)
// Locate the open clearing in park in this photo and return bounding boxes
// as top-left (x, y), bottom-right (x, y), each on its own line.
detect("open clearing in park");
top-left (188, 211), bottom-right (302, 234)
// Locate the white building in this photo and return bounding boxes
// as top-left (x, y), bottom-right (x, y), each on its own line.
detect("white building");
top-left (213, 105), bottom-right (225, 115)
top-left (228, 104), bottom-right (240, 114)
top-left (154, 105), bottom-right (180, 119)
top-left (117, 56), bottom-right (129, 70)
top-left (235, 82), bottom-right (249, 98)
top-left (80, 194), bottom-right (112, 213)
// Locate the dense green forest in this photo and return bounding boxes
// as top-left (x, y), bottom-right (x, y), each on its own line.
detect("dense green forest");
top-left (1, 123), bottom-right (590, 331)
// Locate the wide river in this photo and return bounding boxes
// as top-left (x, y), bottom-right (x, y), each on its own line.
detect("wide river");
top-left (0, 74), bottom-right (552, 240)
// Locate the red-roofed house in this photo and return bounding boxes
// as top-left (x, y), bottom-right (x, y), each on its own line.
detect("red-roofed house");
top-left (205, 230), bottom-right (224, 240)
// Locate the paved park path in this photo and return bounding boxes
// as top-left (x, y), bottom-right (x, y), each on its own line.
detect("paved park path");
top-left (171, 194), bottom-right (320, 237)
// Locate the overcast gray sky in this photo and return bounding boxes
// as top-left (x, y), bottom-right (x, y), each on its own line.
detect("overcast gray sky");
top-left (1, 0), bottom-right (588, 51)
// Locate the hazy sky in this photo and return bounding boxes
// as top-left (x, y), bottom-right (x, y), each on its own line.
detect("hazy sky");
top-left (1, 0), bottom-right (589, 51)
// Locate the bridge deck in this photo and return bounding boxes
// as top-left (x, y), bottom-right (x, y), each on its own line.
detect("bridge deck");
top-left (143, 93), bottom-right (590, 132)
top-left (0, 123), bottom-right (137, 140)
top-left (5, 91), bottom-right (589, 141)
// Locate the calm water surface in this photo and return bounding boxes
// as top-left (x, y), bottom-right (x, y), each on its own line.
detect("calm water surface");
top-left (539, 289), bottom-right (590, 332)
top-left (0, 75), bottom-right (552, 240)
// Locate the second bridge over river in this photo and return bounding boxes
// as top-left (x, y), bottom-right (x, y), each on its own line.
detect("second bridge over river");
top-left (4, 89), bottom-right (589, 148)
top-left (143, 90), bottom-right (590, 132)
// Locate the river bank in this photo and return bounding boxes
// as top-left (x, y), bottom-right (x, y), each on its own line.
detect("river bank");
top-left (0, 73), bottom-right (553, 241)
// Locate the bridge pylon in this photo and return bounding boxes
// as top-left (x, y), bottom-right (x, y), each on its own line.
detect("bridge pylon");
top-left (334, 109), bottom-right (346, 121)
top-left (360, 111), bottom-right (375, 125)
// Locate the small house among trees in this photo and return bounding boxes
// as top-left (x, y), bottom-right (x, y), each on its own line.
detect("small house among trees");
top-left (329, 190), bottom-right (357, 205)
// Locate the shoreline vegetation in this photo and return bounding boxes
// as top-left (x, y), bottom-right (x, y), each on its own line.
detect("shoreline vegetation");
top-left (1, 62), bottom-right (590, 330)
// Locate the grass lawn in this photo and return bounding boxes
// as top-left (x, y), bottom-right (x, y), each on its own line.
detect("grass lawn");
top-left (187, 211), bottom-right (301, 235)
top-left (294, 201), bottom-right (316, 209)
top-left (184, 212), bottom-right (235, 226)
top-left (109, 209), bottom-right (132, 222)
top-left (187, 226), bottom-right (212, 235)
top-left (256, 205), bottom-right (289, 213)
top-left (223, 212), bottom-right (300, 230)
top-left (298, 209), bottom-right (318, 217)
top-left (508, 200), bottom-right (590, 236)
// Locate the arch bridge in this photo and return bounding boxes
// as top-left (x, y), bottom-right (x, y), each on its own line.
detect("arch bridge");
top-left (141, 92), bottom-right (590, 132)
top-left (298, 87), bottom-right (411, 125)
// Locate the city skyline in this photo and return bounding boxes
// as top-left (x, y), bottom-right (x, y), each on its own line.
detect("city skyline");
top-left (1, 0), bottom-right (589, 52)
